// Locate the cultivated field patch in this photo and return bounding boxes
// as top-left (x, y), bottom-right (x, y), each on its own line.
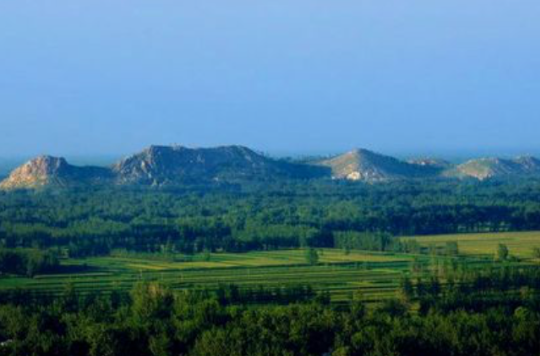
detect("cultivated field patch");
top-left (404, 231), bottom-right (540, 259)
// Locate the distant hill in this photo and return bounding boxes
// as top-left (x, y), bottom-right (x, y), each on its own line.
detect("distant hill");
top-left (2, 146), bottom-right (540, 189)
top-left (0, 145), bottom-right (328, 189)
top-left (449, 156), bottom-right (540, 180)
top-left (408, 158), bottom-right (453, 170)
top-left (317, 149), bottom-right (439, 182)
top-left (112, 145), bottom-right (328, 185)
top-left (0, 156), bottom-right (113, 190)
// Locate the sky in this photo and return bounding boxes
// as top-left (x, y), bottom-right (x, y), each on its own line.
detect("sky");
top-left (0, 0), bottom-right (539, 159)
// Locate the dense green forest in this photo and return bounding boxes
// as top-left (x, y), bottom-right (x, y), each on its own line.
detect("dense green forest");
top-left (0, 248), bottom-right (59, 277)
top-left (1, 179), bottom-right (540, 259)
top-left (1, 180), bottom-right (540, 355)
top-left (0, 265), bottom-right (539, 356)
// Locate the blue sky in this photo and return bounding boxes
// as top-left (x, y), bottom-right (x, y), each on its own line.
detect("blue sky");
top-left (0, 1), bottom-right (539, 158)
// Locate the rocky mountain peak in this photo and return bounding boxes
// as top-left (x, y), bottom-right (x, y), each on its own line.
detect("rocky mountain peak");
top-left (318, 148), bottom-right (437, 182)
top-left (26, 155), bottom-right (69, 174)
top-left (0, 155), bottom-right (70, 189)
top-left (112, 145), bottom-right (324, 185)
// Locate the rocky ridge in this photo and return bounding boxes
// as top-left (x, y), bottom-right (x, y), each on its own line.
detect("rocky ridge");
top-left (2, 146), bottom-right (540, 189)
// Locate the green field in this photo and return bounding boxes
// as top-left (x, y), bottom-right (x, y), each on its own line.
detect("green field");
top-left (0, 249), bottom-right (420, 303)
top-left (404, 231), bottom-right (540, 259)
top-left (2, 232), bottom-right (539, 304)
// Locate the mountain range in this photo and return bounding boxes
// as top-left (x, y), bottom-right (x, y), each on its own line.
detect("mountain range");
top-left (1, 145), bottom-right (540, 190)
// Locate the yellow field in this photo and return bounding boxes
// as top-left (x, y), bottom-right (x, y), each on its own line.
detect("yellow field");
top-left (404, 231), bottom-right (540, 259)
top-left (109, 249), bottom-right (410, 271)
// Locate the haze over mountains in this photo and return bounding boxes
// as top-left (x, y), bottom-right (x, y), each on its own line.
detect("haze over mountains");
top-left (1, 145), bottom-right (540, 190)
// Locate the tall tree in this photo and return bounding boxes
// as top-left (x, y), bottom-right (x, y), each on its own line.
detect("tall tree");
top-left (305, 248), bottom-right (319, 266)
top-left (497, 244), bottom-right (509, 261)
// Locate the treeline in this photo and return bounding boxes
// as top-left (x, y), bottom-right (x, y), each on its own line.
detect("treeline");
top-left (0, 248), bottom-right (59, 277)
top-left (215, 283), bottom-right (324, 306)
top-left (401, 265), bottom-right (540, 313)
top-left (2, 179), bottom-right (540, 256)
top-left (0, 275), bottom-right (539, 356)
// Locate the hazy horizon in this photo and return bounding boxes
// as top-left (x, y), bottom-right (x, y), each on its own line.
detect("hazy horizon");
top-left (1, 1), bottom-right (539, 157)
top-left (3, 145), bottom-right (540, 167)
